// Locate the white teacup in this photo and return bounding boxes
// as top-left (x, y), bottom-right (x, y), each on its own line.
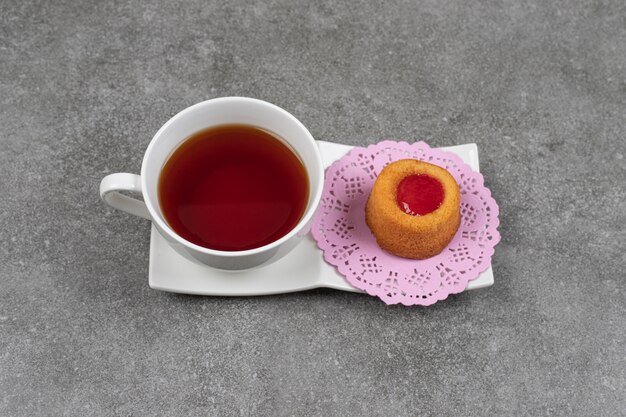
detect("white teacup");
top-left (100, 97), bottom-right (324, 270)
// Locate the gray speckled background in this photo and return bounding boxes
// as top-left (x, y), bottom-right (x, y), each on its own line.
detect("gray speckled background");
top-left (1, 0), bottom-right (625, 416)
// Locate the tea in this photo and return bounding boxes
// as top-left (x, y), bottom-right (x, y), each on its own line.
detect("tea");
top-left (158, 124), bottom-right (309, 251)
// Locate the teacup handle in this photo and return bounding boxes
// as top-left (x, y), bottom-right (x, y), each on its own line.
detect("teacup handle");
top-left (99, 173), bottom-right (151, 220)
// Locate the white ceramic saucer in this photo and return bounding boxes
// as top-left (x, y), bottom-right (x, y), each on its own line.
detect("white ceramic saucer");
top-left (148, 141), bottom-right (494, 296)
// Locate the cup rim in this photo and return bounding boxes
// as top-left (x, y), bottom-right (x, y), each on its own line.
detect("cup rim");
top-left (140, 96), bottom-right (324, 257)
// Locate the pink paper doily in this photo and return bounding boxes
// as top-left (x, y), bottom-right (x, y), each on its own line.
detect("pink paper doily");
top-left (311, 141), bottom-right (501, 306)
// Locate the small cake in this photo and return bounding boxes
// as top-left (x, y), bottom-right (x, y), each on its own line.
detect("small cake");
top-left (365, 159), bottom-right (461, 259)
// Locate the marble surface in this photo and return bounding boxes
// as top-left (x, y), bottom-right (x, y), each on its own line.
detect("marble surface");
top-left (1, 0), bottom-right (625, 415)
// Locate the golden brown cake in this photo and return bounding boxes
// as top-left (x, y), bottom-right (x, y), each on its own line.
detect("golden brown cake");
top-left (365, 159), bottom-right (461, 259)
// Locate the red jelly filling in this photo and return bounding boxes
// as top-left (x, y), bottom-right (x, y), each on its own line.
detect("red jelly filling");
top-left (396, 174), bottom-right (445, 216)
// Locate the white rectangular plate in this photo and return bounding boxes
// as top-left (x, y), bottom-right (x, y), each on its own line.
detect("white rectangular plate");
top-left (149, 141), bottom-right (494, 296)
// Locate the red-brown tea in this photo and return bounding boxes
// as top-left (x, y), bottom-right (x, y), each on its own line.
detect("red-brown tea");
top-left (158, 124), bottom-right (309, 251)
